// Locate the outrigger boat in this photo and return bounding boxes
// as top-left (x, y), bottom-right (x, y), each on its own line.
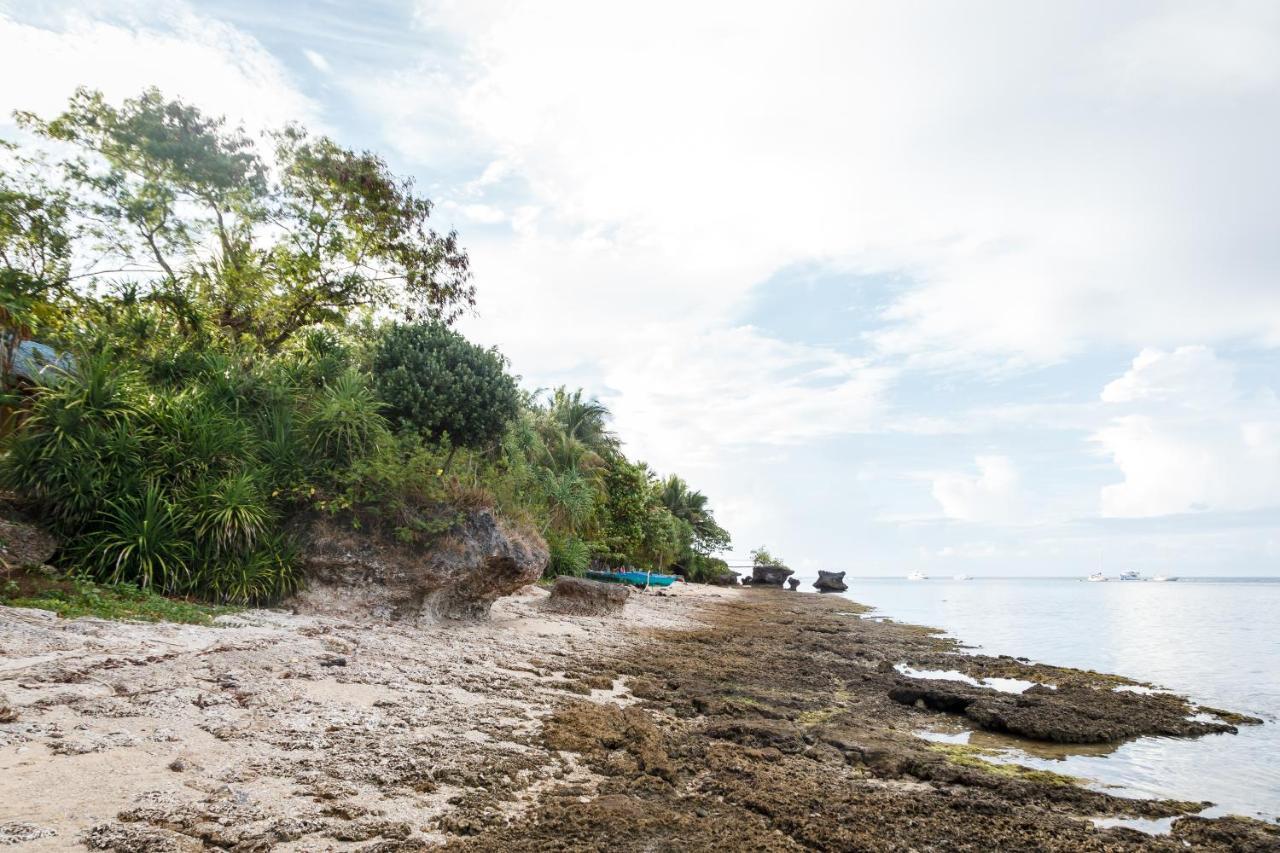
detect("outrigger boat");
top-left (585, 569), bottom-right (678, 589)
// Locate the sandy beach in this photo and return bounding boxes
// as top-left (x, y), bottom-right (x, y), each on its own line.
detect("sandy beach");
top-left (1, 584), bottom-right (1277, 851)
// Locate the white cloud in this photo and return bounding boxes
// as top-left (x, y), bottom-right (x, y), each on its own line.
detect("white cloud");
top-left (303, 48), bottom-right (331, 74)
top-left (0, 4), bottom-right (320, 136)
top-left (1100, 345), bottom-right (1235, 406)
top-left (604, 326), bottom-right (894, 466)
top-left (932, 455), bottom-right (1022, 523)
top-left (1096, 347), bottom-right (1280, 517)
top-left (396, 1), bottom-right (1280, 373)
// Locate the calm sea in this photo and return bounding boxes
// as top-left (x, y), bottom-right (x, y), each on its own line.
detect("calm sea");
top-left (799, 576), bottom-right (1280, 822)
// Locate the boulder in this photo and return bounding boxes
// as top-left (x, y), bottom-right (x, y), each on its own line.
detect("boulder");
top-left (544, 576), bottom-right (630, 616)
top-left (751, 564), bottom-right (794, 586)
top-left (289, 508), bottom-right (547, 622)
top-left (786, 578), bottom-right (800, 590)
top-left (0, 501), bottom-right (58, 569)
top-left (707, 569), bottom-right (740, 587)
top-left (813, 570), bottom-right (848, 592)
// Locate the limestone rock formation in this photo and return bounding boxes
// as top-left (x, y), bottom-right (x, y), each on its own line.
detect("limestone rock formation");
top-left (707, 569), bottom-right (740, 586)
top-left (289, 508), bottom-right (547, 622)
top-left (786, 578), bottom-right (800, 590)
top-left (0, 500), bottom-right (58, 569)
top-left (544, 576), bottom-right (630, 616)
top-left (751, 564), bottom-right (794, 586)
top-left (813, 570), bottom-right (848, 592)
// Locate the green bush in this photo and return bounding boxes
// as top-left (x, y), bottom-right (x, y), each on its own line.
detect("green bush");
top-left (372, 323), bottom-right (519, 450)
top-left (545, 532), bottom-right (590, 578)
top-left (305, 370), bottom-right (389, 466)
top-left (0, 347), bottom-right (305, 604)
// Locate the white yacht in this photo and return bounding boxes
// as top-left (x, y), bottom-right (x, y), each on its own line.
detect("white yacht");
top-left (953, 574), bottom-right (972, 581)
top-left (906, 571), bottom-right (928, 581)
top-left (1119, 570), bottom-right (1142, 581)
top-left (1086, 572), bottom-right (1107, 582)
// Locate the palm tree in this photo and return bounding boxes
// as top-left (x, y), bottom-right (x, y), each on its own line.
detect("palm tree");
top-left (660, 474), bottom-right (730, 556)
top-left (546, 386), bottom-right (618, 458)
top-left (659, 474), bottom-right (709, 526)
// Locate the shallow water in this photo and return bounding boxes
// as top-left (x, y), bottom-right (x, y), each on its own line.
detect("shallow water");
top-left (807, 576), bottom-right (1280, 822)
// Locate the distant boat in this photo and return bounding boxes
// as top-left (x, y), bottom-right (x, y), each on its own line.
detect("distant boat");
top-left (907, 571), bottom-right (928, 581)
top-left (1151, 575), bottom-right (1178, 582)
top-left (953, 574), bottom-right (972, 581)
top-left (1086, 572), bottom-right (1107, 582)
top-left (1119, 570), bottom-right (1142, 581)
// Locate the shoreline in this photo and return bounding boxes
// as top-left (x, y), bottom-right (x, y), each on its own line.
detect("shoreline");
top-left (1, 585), bottom-right (1276, 851)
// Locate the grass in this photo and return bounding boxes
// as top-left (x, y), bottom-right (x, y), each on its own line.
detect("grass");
top-left (928, 742), bottom-right (1083, 787)
top-left (1, 568), bottom-right (234, 625)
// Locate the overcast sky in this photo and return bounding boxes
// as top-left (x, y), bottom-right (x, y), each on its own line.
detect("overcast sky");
top-left (3, 1), bottom-right (1279, 576)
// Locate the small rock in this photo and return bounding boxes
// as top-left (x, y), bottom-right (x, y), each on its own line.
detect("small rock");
top-left (169, 757), bottom-right (187, 772)
top-left (0, 822), bottom-right (56, 845)
top-left (319, 655), bottom-right (347, 667)
top-left (543, 577), bottom-right (629, 616)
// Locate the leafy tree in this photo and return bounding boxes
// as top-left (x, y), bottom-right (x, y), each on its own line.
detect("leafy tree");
top-left (751, 546), bottom-right (787, 569)
top-left (18, 88), bottom-right (473, 349)
top-left (372, 323), bottom-right (520, 456)
top-left (592, 458), bottom-right (651, 565)
top-left (0, 146), bottom-right (74, 385)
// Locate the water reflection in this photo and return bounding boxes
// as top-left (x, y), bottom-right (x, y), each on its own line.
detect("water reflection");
top-left (826, 577), bottom-right (1280, 821)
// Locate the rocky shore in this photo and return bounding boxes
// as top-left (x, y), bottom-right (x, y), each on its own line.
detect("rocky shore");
top-left (1, 585), bottom-right (1276, 851)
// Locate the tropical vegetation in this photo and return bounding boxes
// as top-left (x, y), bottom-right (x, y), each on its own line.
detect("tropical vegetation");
top-left (0, 87), bottom-right (734, 605)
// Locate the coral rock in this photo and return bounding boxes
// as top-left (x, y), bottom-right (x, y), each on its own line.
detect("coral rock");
top-left (289, 508), bottom-right (547, 622)
top-left (544, 577), bottom-right (630, 616)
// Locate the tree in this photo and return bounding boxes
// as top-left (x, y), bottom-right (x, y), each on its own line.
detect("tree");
top-left (751, 546), bottom-right (787, 569)
top-left (658, 474), bottom-right (731, 556)
top-left (592, 458), bottom-right (651, 566)
top-left (372, 323), bottom-right (519, 455)
top-left (18, 88), bottom-right (474, 350)
top-left (545, 387), bottom-right (617, 460)
top-left (0, 146), bottom-right (74, 385)
top-left (261, 127), bottom-right (473, 348)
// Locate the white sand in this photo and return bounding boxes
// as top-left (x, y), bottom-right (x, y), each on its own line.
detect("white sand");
top-left (0, 583), bottom-right (736, 850)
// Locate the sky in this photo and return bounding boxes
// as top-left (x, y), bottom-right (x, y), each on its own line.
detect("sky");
top-left (2, 1), bottom-right (1278, 576)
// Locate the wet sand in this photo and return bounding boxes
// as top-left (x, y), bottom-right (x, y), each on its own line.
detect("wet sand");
top-left (1, 585), bottom-right (1277, 851)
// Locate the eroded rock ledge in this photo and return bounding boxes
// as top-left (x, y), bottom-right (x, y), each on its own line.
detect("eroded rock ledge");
top-left (289, 507), bottom-right (547, 622)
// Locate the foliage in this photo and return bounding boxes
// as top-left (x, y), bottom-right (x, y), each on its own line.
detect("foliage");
top-left (0, 568), bottom-right (231, 625)
top-left (659, 474), bottom-right (732, 557)
top-left (0, 347), bottom-right (306, 603)
top-left (304, 370), bottom-right (389, 465)
top-left (372, 322), bottom-right (519, 450)
top-left (1, 144), bottom-right (74, 388)
top-left (686, 554), bottom-right (733, 584)
top-left (750, 546), bottom-right (787, 569)
top-left (17, 87), bottom-right (474, 351)
top-left (545, 532), bottom-right (591, 578)
top-left (0, 87), bottom-right (737, 607)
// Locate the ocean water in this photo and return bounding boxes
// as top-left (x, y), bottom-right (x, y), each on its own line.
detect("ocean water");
top-left (802, 576), bottom-right (1280, 822)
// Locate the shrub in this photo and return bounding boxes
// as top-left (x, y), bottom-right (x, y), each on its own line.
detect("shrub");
top-left (87, 484), bottom-right (193, 592)
top-left (305, 370), bottom-right (389, 466)
top-left (545, 533), bottom-right (590, 578)
top-left (372, 323), bottom-right (519, 451)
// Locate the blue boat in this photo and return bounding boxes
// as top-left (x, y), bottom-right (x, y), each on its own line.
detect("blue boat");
top-left (585, 570), bottom-right (678, 588)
